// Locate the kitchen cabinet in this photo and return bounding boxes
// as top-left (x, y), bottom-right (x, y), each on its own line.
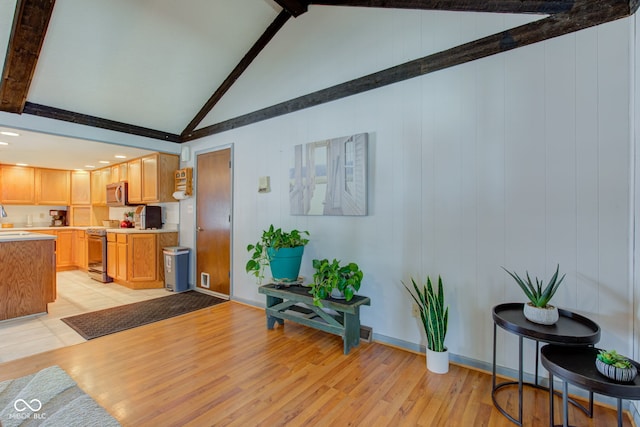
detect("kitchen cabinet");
top-left (73, 230), bottom-right (87, 270)
top-left (71, 171), bottom-right (91, 205)
top-left (110, 163), bottom-right (127, 184)
top-left (38, 229), bottom-right (74, 270)
top-left (1, 165), bottom-right (35, 204)
top-left (36, 168), bottom-right (70, 205)
top-left (128, 154), bottom-right (179, 204)
top-left (91, 168), bottom-right (111, 205)
top-left (0, 237), bottom-right (56, 320)
top-left (106, 231), bottom-right (178, 289)
top-left (69, 206), bottom-right (91, 226)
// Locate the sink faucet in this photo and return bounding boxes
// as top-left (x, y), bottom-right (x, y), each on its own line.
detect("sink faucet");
top-left (0, 205), bottom-right (6, 218)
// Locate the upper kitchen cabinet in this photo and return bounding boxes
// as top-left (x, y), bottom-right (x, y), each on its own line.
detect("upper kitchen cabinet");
top-left (91, 168), bottom-right (111, 206)
top-left (128, 153), bottom-right (179, 204)
top-left (1, 165), bottom-right (35, 204)
top-left (110, 163), bottom-right (127, 184)
top-left (71, 171), bottom-right (91, 205)
top-left (36, 168), bottom-right (70, 205)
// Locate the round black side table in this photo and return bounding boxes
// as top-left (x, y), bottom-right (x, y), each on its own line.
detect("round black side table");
top-left (492, 303), bottom-right (601, 426)
top-left (541, 345), bottom-right (640, 427)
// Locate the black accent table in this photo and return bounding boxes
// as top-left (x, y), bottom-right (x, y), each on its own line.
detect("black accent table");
top-left (492, 303), bottom-right (601, 425)
top-left (541, 345), bottom-right (640, 427)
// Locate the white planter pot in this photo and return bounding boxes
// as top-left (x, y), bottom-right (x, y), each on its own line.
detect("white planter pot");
top-left (523, 303), bottom-right (559, 325)
top-left (426, 348), bottom-right (449, 374)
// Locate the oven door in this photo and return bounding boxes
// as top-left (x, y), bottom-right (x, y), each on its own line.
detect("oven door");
top-left (87, 235), bottom-right (104, 271)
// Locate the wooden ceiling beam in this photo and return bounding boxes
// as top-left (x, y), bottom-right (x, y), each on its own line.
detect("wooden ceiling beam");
top-left (23, 102), bottom-right (181, 142)
top-left (274, 0), bottom-right (310, 17)
top-left (184, 0), bottom-right (631, 141)
top-left (0, 0), bottom-right (55, 113)
top-left (308, 0), bottom-right (575, 14)
top-left (181, 10), bottom-right (291, 139)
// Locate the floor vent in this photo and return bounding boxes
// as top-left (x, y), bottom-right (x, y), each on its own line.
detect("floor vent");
top-left (360, 325), bottom-right (373, 343)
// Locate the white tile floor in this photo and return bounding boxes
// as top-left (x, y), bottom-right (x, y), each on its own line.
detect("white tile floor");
top-left (0, 270), bottom-right (169, 363)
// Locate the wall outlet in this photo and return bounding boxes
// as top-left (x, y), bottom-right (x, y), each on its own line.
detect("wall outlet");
top-left (411, 304), bottom-right (420, 318)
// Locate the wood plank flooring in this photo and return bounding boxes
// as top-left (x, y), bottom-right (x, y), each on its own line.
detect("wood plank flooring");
top-left (0, 301), bottom-right (632, 426)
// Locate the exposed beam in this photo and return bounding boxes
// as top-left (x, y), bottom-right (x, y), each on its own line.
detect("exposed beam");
top-left (274, 0), bottom-right (309, 17)
top-left (183, 0), bottom-right (631, 141)
top-left (23, 102), bottom-right (182, 143)
top-left (181, 10), bottom-right (291, 139)
top-left (309, 0), bottom-right (575, 14)
top-left (0, 0), bottom-right (55, 113)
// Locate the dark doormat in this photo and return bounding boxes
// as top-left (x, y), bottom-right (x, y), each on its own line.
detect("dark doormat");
top-left (61, 291), bottom-right (226, 340)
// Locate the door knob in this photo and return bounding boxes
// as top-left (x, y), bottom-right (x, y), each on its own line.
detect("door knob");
top-left (197, 227), bottom-right (203, 232)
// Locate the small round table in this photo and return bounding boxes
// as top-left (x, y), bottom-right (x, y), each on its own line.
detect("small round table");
top-left (541, 345), bottom-right (640, 427)
top-left (492, 303), bottom-right (601, 425)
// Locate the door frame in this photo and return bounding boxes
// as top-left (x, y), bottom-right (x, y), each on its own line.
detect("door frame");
top-left (194, 144), bottom-right (234, 299)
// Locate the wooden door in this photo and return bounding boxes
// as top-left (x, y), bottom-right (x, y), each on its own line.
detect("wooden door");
top-left (127, 159), bottom-right (142, 204)
top-left (71, 171), bottom-right (91, 205)
top-left (1, 165), bottom-right (35, 204)
top-left (196, 148), bottom-right (231, 296)
top-left (36, 169), bottom-right (70, 205)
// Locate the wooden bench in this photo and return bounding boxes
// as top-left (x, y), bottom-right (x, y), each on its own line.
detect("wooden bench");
top-left (258, 284), bottom-right (371, 354)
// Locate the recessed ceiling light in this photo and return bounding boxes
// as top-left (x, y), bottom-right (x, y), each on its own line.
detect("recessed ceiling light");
top-left (0, 141), bottom-right (8, 146)
top-left (85, 165), bottom-right (95, 168)
top-left (99, 160), bottom-right (110, 164)
top-left (16, 163), bottom-right (28, 166)
top-left (0, 131), bottom-right (19, 137)
top-left (114, 155), bottom-right (127, 159)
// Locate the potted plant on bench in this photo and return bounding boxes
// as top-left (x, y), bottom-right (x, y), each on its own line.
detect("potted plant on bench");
top-left (246, 225), bottom-right (309, 284)
top-left (310, 258), bottom-right (363, 307)
top-left (403, 276), bottom-right (449, 374)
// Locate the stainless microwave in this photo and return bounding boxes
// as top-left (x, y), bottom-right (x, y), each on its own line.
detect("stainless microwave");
top-left (106, 181), bottom-right (129, 206)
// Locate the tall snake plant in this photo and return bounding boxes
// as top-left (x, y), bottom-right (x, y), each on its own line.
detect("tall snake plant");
top-left (403, 276), bottom-right (449, 352)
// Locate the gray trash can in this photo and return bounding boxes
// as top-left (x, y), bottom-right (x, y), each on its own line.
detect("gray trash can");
top-left (163, 246), bottom-right (190, 292)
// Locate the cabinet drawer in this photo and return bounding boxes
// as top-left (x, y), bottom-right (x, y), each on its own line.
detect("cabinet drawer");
top-left (107, 233), bottom-right (116, 242)
top-left (117, 234), bottom-right (128, 244)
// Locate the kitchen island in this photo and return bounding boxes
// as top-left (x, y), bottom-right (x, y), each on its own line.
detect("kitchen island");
top-left (0, 232), bottom-right (56, 321)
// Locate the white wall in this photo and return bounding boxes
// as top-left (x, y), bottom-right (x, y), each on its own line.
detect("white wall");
top-left (182, 14), bottom-right (634, 375)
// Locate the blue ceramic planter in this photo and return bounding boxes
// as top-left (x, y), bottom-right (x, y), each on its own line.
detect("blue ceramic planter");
top-left (267, 246), bottom-right (304, 282)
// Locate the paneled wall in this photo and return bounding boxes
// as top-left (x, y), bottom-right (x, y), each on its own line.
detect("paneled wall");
top-left (185, 11), bottom-right (634, 376)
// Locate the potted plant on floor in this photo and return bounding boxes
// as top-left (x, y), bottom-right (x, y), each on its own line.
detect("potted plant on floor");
top-left (310, 258), bottom-right (363, 307)
top-left (403, 276), bottom-right (449, 374)
top-left (502, 264), bottom-right (565, 325)
top-left (246, 225), bottom-right (310, 284)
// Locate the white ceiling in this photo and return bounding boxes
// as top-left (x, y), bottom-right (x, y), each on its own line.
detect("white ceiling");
top-left (0, 1), bottom-right (544, 170)
top-left (0, 126), bottom-right (155, 171)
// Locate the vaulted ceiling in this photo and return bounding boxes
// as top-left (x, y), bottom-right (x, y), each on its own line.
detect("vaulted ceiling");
top-left (0, 0), bottom-right (637, 152)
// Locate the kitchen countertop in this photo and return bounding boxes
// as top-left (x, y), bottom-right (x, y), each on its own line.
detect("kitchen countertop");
top-left (0, 226), bottom-right (178, 234)
top-left (0, 231), bottom-right (57, 242)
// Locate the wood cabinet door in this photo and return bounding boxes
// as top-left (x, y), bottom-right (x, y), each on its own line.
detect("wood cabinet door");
top-left (141, 155), bottom-right (159, 203)
top-left (128, 234), bottom-right (156, 281)
top-left (127, 159), bottom-right (142, 204)
top-left (90, 168), bottom-right (111, 205)
top-left (107, 241), bottom-right (117, 278)
top-left (74, 230), bottom-right (87, 270)
top-left (117, 238), bottom-right (128, 281)
top-left (1, 165), bottom-right (35, 204)
top-left (56, 230), bottom-right (74, 267)
top-left (71, 171), bottom-right (91, 205)
top-left (37, 169), bottom-right (70, 205)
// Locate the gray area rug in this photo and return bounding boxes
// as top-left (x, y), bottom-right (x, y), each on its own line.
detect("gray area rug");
top-left (61, 291), bottom-right (226, 340)
top-left (0, 366), bottom-right (119, 426)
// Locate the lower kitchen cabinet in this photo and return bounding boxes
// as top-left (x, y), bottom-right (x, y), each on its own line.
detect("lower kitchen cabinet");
top-left (37, 229), bottom-right (74, 271)
top-left (107, 232), bottom-right (178, 289)
top-left (73, 230), bottom-right (87, 270)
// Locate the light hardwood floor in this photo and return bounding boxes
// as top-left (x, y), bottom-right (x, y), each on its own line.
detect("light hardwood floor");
top-left (0, 301), bottom-right (631, 426)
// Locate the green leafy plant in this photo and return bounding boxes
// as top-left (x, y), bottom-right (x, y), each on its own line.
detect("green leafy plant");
top-left (502, 264), bottom-right (565, 308)
top-left (310, 258), bottom-right (363, 307)
top-left (246, 225), bottom-right (309, 283)
top-left (597, 349), bottom-right (633, 369)
top-left (403, 276), bottom-right (448, 352)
